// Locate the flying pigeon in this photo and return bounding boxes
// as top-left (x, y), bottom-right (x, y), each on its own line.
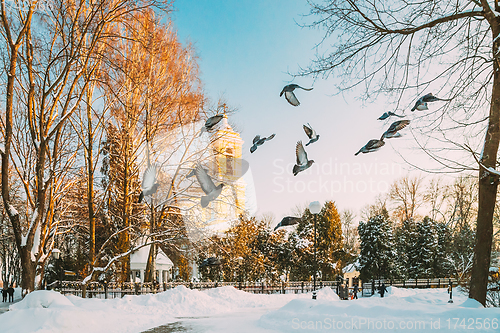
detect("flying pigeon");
top-left (199, 257), bottom-right (221, 268)
top-left (200, 114), bottom-right (224, 136)
top-left (303, 123), bottom-right (320, 146)
top-left (411, 93), bottom-right (449, 111)
top-left (194, 163), bottom-right (224, 208)
top-left (280, 84), bottom-right (313, 106)
top-left (138, 165), bottom-right (159, 203)
top-left (377, 111), bottom-right (405, 120)
top-left (250, 134), bottom-right (276, 153)
top-left (414, 102), bottom-right (428, 111)
top-left (293, 141), bottom-right (315, 176)
top-left (382, 120), bottom-right (410, 139)
top-left (355, 139), bottom-right (385, 156)
top-left (274, 216), bottom-right (302, 231)
top-left (187, 158), bottom-right (250, 180)
top-left (186, 166), bottom-right (208, 178)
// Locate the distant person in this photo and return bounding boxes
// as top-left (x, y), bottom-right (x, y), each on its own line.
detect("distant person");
top-left (2, 286), bottom-right (7, 302)
top-left (7, 285), bottom-right (14, 302)
top-left (353, 284), bottom-right (359, 299)
top-left (379, 283), bottom-right (388, 298)
top-left (340, 284), bottom-right (349, 300)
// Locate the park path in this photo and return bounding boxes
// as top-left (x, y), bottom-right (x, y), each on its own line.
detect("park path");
top-left (142, 309), bottom-right (279, 333)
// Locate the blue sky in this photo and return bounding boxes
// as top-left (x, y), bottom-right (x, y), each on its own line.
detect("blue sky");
top-left (171, 0), bottom-right (430, 221)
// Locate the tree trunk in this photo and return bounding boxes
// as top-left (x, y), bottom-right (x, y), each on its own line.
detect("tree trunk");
top-left (1, 35), bottom-right (33, 296)
top-left (19, 247), bottom-right (35, 294)
top-left (87, 94), bottom-right (96, 270)
top-left (469, 25), bottom-right (500, 306)
top-left (120, 135), bottom-right (132, 282)
top-left (144, 203), bottom-right (156, 282)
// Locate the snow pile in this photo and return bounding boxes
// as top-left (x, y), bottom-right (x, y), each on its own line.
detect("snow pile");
top-left (203, 286), bottom-right (308, 309)
top-left (1, 286), bottom-right (499, 332)
top-left (460, 298), bottom-right (484, 308)
top-left (258, 287), bottom-right (500, 332)
top-left (10, 290), bottom-right (74, 309)
top-left (0, 285), bottom-right (305, 333)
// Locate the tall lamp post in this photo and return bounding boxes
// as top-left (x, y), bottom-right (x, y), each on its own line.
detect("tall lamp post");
top-left (309, 201), bottom-right (322, 300)
top-left (52, 248), bottom-right (62, 290)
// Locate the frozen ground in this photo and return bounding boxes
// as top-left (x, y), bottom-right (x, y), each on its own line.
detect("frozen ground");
top-left (0, 285), bottom-right (499, 332)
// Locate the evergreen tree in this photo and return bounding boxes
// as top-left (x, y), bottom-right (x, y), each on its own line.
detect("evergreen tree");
top-left (448, 220), bottom-right (476, 283)
top-left (415, 217), bottom-right (438, 278)
top-left (98, 123), bottom-right (144, 282)
top-left (393, 219), bottom-right (413, 279)
top-left (433, 221), bottom-right (453, 277)
top-left (289, 201), bottom-right (344, 281)
top-left (358, 214), bottom-right (395, 281)
top-left (197, 215), bottom-right (282, 283)
top-left (395, 217), bottom-right (442, 279)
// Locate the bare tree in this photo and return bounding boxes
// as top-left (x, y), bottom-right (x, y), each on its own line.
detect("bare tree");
top-left (425, 177), bottom-right (448, 222)
top-left (303, 0), bottom-right (500, 305)
top-left (340, 209), bottom-right (359, 256)
top-left (0, 0), bottom-right (169, 295)
top-left (95, 9), bottom-right (204, 282)
top-left (389, 176), bottom-right (427, 223)
top-left (360, 194), bottom-right (389, 222)
top-left (445, 176), bottom-right (478, 229)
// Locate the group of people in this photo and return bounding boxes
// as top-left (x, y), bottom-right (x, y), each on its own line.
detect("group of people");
top-left (345, 282), bottom-right (388, 299)
top-left (338, 283), bottom-right (360, 300)
top-left (2, 285), bottom-right (15, 302)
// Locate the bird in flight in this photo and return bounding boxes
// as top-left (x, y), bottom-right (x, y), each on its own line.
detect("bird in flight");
top-left (186, 166), bottom-right (208, 179)
top-left (411, 93), bottom-right (449, 111)
top-left (303, 123), bottom-right (320, 146)
top-left (377, 111), bottom-right (405, 120)
top-left (293, 141), bottom-right (315, 176)
top-left (250, 134), bottom-right (275, 153)
top-left (280, 84), bottom-right (313, 106)
top-left (381, 120), bottom-right (410, 139)
top-left (194, 163), bottom-right (224, 208)
top-left (200, 114), bottom-right (225, 135)
top-left (355, 139), bottom-right (385, 156)
top-left (274, 216), bottom-right (302, 231)
top-left (138, 165), bottom-right (159, 203)
top-left (199, 257), bottom-right (221, 268)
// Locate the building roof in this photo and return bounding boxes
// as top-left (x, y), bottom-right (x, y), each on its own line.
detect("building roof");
top-left (342, 261), bottom-right (359, 274)
top-left (130, 245), bottom-right (173, 271)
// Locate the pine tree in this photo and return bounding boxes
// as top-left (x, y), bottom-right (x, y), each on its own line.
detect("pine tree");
top-left (433, 221), bottom-right (453, 277)
top-left (394, 219), bottom-right (413, 279)
top-left (358, 214), bottom-right (395, 281)
top-left (415, 217), bottom-right (438, 278)
top-left (289, 201), bottom-right (344, 281)
top-left (98, 123), bottom-right (144, 282)
top-left (448, 220), bottom-right (476, 283)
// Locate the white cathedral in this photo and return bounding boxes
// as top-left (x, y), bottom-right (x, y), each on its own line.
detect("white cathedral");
top-left (129, 115), bottom-right (257, 283)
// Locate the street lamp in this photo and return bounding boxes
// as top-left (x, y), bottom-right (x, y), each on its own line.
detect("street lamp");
top-left (51, 249), bottom-right (62, 290)
top-left (448, 279), bottom-right (453, 303)
top-left (309, 201), bottom-right (322, 300)
top-left (52, 248), bottom-right (61, 260)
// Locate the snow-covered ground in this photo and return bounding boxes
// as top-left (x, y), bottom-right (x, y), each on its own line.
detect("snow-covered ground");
top-left (0, 286), bottom-right (499, 332)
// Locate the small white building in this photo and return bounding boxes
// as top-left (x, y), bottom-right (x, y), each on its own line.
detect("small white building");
top-left (130, 245), bottom-right (174, 283)
top-left (343, 261), bottom-right (361, 288)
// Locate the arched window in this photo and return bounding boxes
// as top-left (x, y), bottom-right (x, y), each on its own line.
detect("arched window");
top-left (225, 147), bottom-right (233, 175)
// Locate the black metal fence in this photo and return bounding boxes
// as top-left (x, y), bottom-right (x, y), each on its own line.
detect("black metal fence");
top-left (55, 277), bottom-right (458, 299)
top-left (361, 278), bottom-right (459, 297)
top-left (57, 280), bottom-right (340, 299)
